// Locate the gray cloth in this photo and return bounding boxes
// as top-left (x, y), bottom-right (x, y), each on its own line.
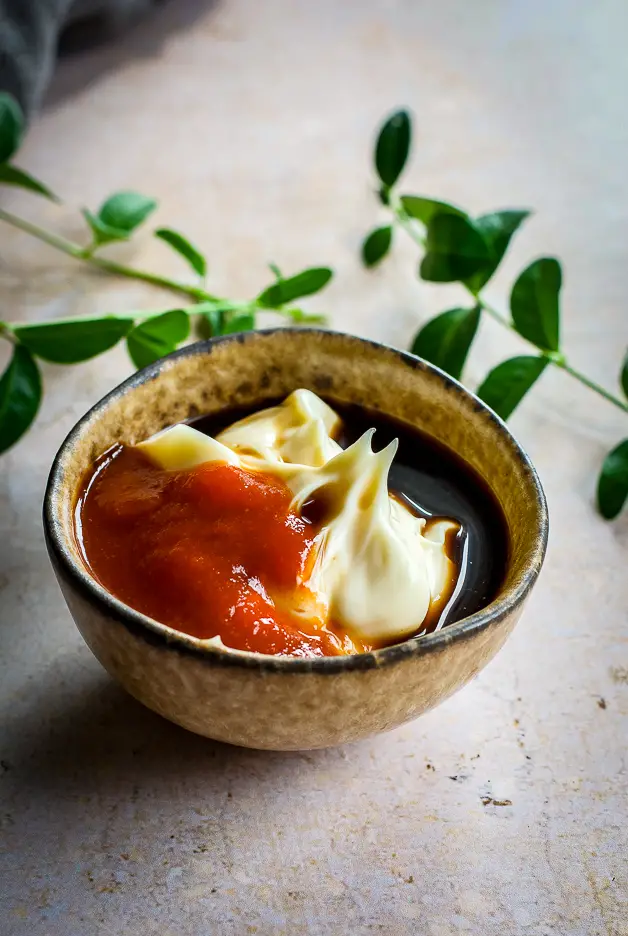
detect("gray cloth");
top-left (0, 0), bottom-right (153, 117)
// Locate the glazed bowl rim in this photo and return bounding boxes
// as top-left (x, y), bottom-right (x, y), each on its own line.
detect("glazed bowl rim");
top-left (43, 327), bottom-right (548, 675)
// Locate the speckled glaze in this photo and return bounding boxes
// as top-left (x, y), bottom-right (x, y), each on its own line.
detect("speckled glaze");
top-left (44, 329), bottom-right (548, 750)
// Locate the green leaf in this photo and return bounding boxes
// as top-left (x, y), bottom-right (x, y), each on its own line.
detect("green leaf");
top-left (98, 191), bottom-right (158, 234)
top-left (361, 226), bottom-right (393, 267)
top-left (281, 308), bottom-right (327, 325)
top-left (411, 306), bottom-right (481, 380)
top-left (0, 164), bottom-right (57, 201)
top-left (268, 262), bottom-right (282, 279)
top-left (400, 196), bottom-right (465, 225)
top-left (82, 209), bottom-right (129, 247)
top-left (195, 301), bottom-right (251, 339)
top-left (477, 355), bottom-right (548, 419)
top-left (420, 214), bottom-right (491, 283)
top-left (191, 304), bottom-right (256, 339)
top-left (375, 110), bottom-right (411, 189)
top-left (13, 317), bottom-right (132, 364)
top-left (196, 309), bottom-right (224, 340)
top-left (0, 344), bottom-right (42, 453)
top-left (0, 92), bottom-right (23, 163)
top-left (510, 257), bottom-right (562, 352)
top-left (126, 310), bottom-right (190, 369)
top-left (464, 209), bottom-right (530, 293)
top-left (155, 228), bottom-right (207, 278)
top-left (597, 439), bottom-right (628, 519)
top-left (257, 267), bottom-right (332, 308)
top-left (620, 350), bottom-right (628, 399)
top-left (222, 312), bottom-right (255, 335)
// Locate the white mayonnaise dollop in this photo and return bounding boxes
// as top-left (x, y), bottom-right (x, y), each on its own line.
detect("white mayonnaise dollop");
top-left (217, 388), bottom-right (342, 467)
top-left (137, 390), bottom-right (459, 644)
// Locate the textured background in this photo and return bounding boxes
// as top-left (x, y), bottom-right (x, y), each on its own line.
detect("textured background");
top-left (1, 1), bottom-right (627, 933)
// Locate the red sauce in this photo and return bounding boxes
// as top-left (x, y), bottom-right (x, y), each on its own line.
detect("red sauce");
top-left (75, 446), bottom-right (367, 657)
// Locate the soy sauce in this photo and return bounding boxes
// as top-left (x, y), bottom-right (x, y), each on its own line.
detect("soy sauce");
top-left (191, 400), bottom-right (508, 635)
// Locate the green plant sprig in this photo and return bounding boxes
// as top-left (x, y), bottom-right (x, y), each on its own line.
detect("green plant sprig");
top-left (0, 204), bottom-right (213, 301)
top-left (0, 93), bottom-right (331, 455)
top-left (362, 110), bottom-right (628, 519)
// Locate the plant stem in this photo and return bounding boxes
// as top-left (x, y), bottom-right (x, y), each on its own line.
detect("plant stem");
top-left (474, 298), bottom-right (514, 331)
top-left (554, 360), bottom-right (628, 414)
top-left (0, 322), bottom-right (18, 344)
top-left (3, 294), bottom-right (325, 341)
top-left (389, 195), bottom-right (426, 249)
top-left (86, 254), bottom-right (215, 301)
top-left (392, 204), bottom-right (628, 415)
top-left (0, 207), bottom-right (216, 303)
top-left (0, 206), bottom-right (81, 256)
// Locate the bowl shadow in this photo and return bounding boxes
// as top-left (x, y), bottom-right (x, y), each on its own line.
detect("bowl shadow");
top-left (1, 664), bottom-right (360, 914)
top-left (5, 670), bottom-right (326, 804)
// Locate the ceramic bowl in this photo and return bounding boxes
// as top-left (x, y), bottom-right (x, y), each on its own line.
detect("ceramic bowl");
top-left (44, 328), bottom-right (548, 750)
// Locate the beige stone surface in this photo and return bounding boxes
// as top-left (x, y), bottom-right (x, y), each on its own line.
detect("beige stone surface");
top-left (0, 1), bottom-right (627, 933)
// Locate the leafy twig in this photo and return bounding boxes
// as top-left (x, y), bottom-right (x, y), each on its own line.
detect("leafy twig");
top-left (362, 110), bottom-right (628, 518)
top-left (0, 206), bottom-right (215, 302)
top-left (387, 199), bottom-right (628, 416)
top-left (0, 92), bottom-right (332, 455)
top-left (553, 359), bottom-right (628, 415)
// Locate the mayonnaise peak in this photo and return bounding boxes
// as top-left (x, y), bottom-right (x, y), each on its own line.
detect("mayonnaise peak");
top-left (137, 390), bottom-right (459, 644)
top-left (218, 389), bottom-right (342, 468)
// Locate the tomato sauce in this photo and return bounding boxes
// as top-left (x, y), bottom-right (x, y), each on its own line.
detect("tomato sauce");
top-left (75, 446), bottom-right (366, 657)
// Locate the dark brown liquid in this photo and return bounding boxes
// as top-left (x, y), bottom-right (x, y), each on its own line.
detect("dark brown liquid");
top-left (190, 400), bottom-right (508, 636)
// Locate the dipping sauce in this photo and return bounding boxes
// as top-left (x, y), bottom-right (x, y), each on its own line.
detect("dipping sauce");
top-left (76, 448), bottom-right (364, 657)
top-left (74, 393), bottom-right (508, 658)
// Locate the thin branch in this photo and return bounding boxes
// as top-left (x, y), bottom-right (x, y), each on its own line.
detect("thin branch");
top-left (0, 207), bottom-right (216, 303)
top-left (392, 203), bottom-right (628, 415)
top-left (555, 359), bottom-right (628, 414)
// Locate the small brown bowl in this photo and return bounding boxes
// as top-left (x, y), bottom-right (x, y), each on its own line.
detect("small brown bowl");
top-left (44, 329), bottom-right (547, 750)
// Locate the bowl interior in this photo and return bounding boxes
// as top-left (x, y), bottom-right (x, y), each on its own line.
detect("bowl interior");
top-left (46, 328), bottom-right (547, 657)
